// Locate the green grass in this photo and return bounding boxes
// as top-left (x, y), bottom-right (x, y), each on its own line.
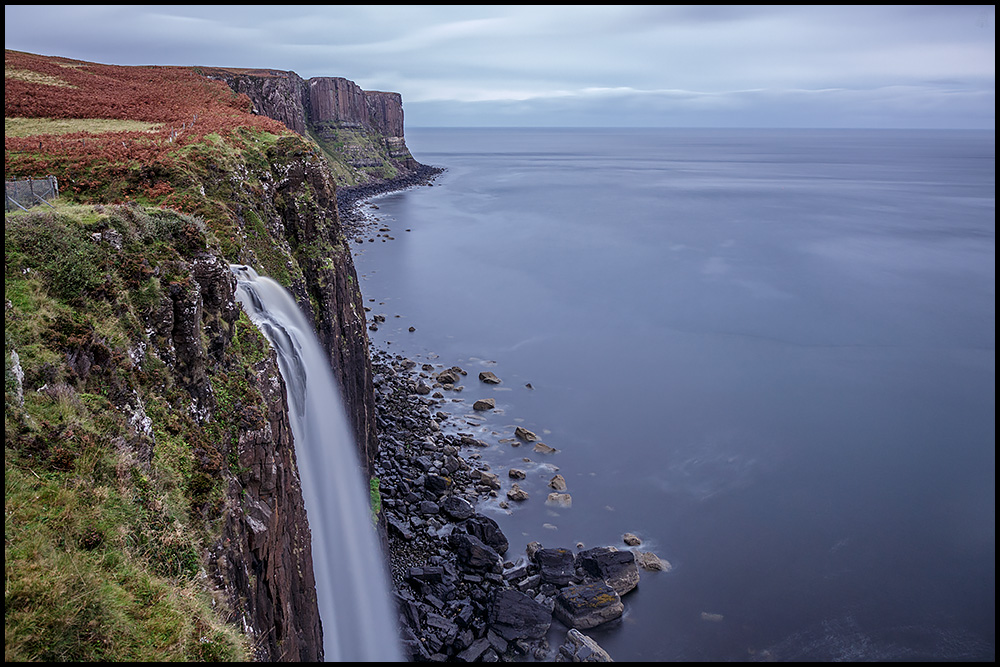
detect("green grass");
top-left (5, 203), bottom-right (252, 661)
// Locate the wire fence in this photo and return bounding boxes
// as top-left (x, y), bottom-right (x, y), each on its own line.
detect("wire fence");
top-left (6, 176), bottom-right (59, 213)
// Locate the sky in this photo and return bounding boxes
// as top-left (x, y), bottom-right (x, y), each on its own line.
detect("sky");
top-left (4, 5), bottom-right (996, 129)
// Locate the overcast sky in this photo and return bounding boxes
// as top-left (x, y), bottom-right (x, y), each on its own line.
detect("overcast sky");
top-left (5, 5), bottom-right (996, 128)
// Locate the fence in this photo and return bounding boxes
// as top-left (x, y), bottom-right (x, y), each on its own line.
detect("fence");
top-left (6, 176), bottom-right (59, 213)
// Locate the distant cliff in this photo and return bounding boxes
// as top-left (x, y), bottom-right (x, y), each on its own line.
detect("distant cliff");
top-left (201, 68), bottom-right (421, 186)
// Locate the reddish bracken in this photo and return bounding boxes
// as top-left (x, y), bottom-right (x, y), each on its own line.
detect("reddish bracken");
top-left (5, 50), bottom-right (291, 189)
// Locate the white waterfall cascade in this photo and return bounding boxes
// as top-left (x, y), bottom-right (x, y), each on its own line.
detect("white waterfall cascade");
top-left (231, 265), bottom-right (401, 662)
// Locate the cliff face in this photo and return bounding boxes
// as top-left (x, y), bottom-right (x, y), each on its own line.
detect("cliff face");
top-left (203, 68), bottom-right (311, 136)
top-left (150, 250), bottom-right (325, 661)
top-left (203, 68), bottom-right (420, 184)
top-left (6, 52), bottom-right (392, 662)
top-left (5, 138), bottom-right (377, 662)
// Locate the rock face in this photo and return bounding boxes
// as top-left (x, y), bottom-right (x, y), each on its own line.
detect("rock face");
top-left (150, 249), bottom-right (327, 660)
top-left (146, 135), bottom-right (379, 658)
top-left (202, 68), bottom-right (310, 135)
top-left (214, 351), bottom-right (322, 661)
top-left (203, 68), bottom-right (422, 183)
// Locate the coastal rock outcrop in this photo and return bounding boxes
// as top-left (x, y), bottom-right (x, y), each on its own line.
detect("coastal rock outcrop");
top-left (368, 346), bottom-right (676, 661)
top-left (203, 68), bottom-right (422, 185)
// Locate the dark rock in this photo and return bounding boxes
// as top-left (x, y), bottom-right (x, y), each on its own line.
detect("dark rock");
top-left (440, 496), bottom-right (475, 521)
top-left (462, 514), bottom-right (509, 556)
top-left (534, 548), bottom-right (577, 586)
top-left (449, 533), bottom-right (502, 572)
top-left (555, 628), bottom-right (613, 662)
top-left (457, 637), bottom-right (492, 662)
top-left (553, 582), bottom-right (624, 630)
top-left (577, 546), bottom-right (639, 596)
top-left (437, 369), bottom-right (462, 385)
top-left (488, 589), bottom-right (553, 642)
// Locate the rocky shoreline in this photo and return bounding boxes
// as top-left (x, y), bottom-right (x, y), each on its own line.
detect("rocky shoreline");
top-left (338, 176), bottom-right (672, 662)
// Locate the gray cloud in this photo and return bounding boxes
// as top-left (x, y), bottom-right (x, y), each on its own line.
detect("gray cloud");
top-left (5, 4), bottom-right (994, 128)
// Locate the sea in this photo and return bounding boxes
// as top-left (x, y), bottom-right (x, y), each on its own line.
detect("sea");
top-left (350, 127), bottom-right (995, 662)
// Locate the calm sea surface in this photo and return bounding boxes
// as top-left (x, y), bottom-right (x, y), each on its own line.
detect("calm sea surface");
top-left (351, 128), bottom-right (995, 661)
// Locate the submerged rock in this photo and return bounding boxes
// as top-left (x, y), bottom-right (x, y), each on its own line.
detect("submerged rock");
top-left (635, 551), bottom-right (672, 572)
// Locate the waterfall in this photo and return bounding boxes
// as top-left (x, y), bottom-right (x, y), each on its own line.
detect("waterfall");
top-left (231, 265), bottom-right (401, 662)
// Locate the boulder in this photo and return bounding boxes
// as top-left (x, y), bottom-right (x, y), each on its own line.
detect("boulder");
top-left (577, 547), bottom-right (639, 596)
top-left (549, 474), bottom-right (568, 491)
top-left (448, 533), bottom-right (502, 572)
top-left (622, 532), bottom-right (641, 546)
top-left (479, 371), bottom-right (502, 384)
top-left (437, 369), bottom-right (462, 385)
top-left (488, 589), bottom-right (552, 642)
top-left (534, 547), bottom-right (577, 586)
top-left (515, 426), bottom-right (538, 442)
top-left (473, 398), bottom-right (496, 411)
top-left (635, 550), bottom-right (672, 572)
top-left (553, 582), bottom-right (624, 630)
top-left (462, 514), bottom-right (509, 556)
top-left (440, 496), bottom-right (475, 521)
top-left (507, 483), bottom-right (529, 502)
top-left (546, 492), bottom-right (572, 508)
top-left (556, 628), bottom-right (613, 662)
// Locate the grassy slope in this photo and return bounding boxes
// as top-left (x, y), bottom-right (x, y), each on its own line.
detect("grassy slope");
top-left (4, 50), bottom-right (340, 661)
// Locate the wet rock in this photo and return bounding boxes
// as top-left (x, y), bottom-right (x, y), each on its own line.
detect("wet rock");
top-left (546, 492), bottom-right (572, 508)
top-left (515, 426), bottom-right (539, 442)
top-left (440, 496), bottom-right (475, 521)
top-left (622, 533), bottom-right (641, 546)
top-left (553, 582), bottom-right (624, 630)
top-left (474, 469), bottom-right (502, 491)
top-left (488, 589), bottom-right (553, 642)
top-left (533, 442), bottom-right (558, 454)
top-left (556, 628), bottom-right (613, 662)
top-left (549, 474), bottom-right (568, 491)
top-left (635, 551), bottom-right (672, 572)
top-left (449, 533), bottom-right (503, 572)
top-left (577, 547), bottom-right (639, 596)
top-left (473, 398), bottom-right (496, 411)
top-left (479, 371), bottom-right (502, 384)
top-left (507, 483), bottom-right (529, 502)
top-left (534, 547), bottom-right (577, 586)
top-left (461, 514), bottom-right (509, 556)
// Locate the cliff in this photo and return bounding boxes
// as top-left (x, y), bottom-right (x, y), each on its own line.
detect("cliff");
top-left (5, 51), bottom-right (381, 661)
top-left (201, 67), bottom-right (421, 186)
